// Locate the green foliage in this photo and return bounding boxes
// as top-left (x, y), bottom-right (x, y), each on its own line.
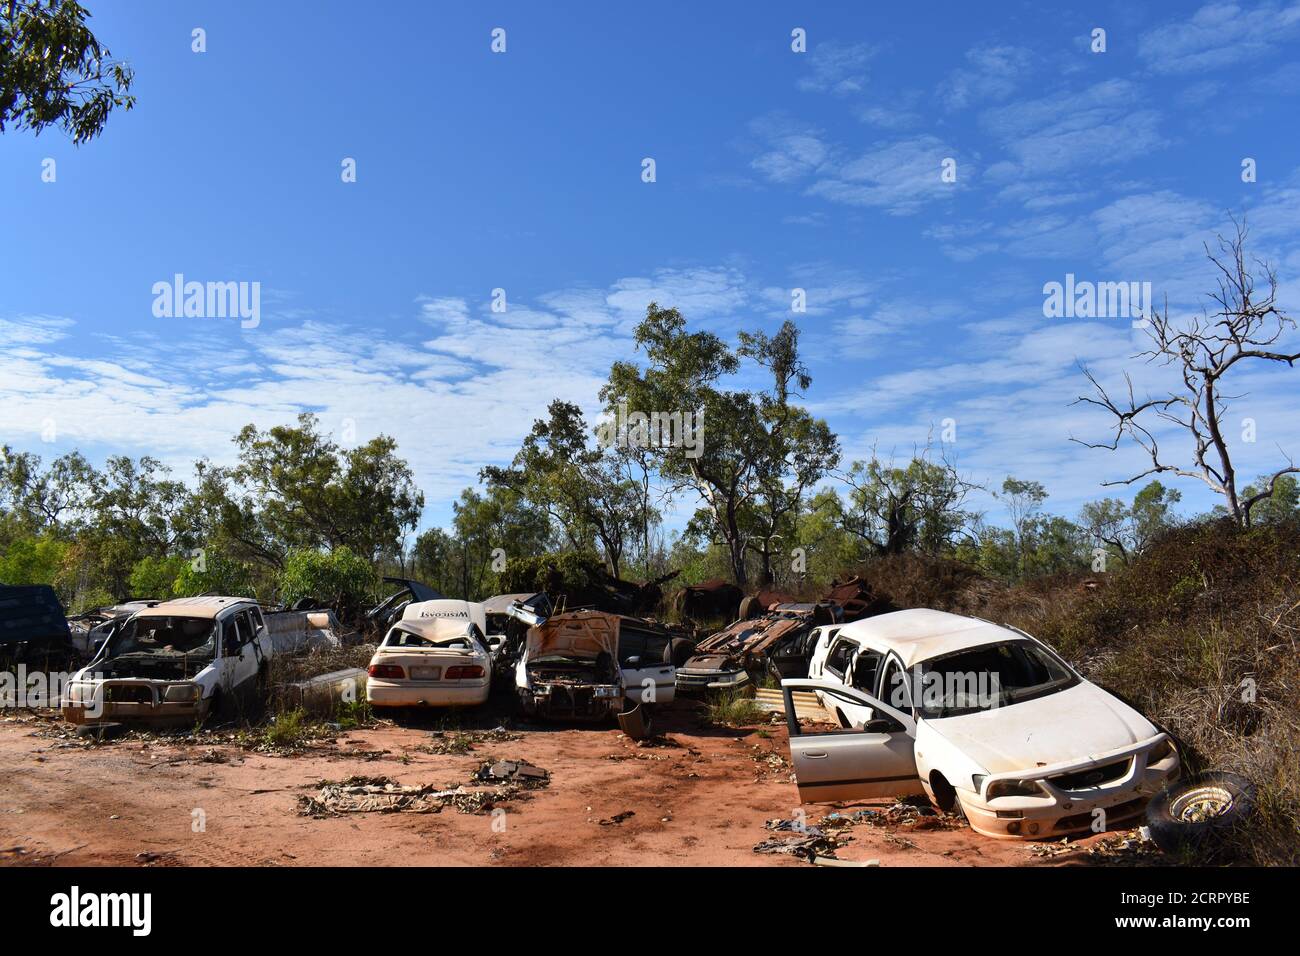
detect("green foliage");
top-left (1243, 473), bottom-right (1299, 526)
top-left (278, 546), bottom-right (376, 612)
top-left (837, 452), bottom-right (976, 556)
top-left (226, 414), bottom-right (423, 563)
top-left (0, 533), bottom-right (67, 585)
top-left (126, 553), bottom-right (188, 599)
top-left (602, 306), bottom-right (839, 586)
top-left (484, 399), bottom-right (655, 579)
top-left (173, 550), bottom-right (258, 599)
top-left (0, 0), bottom-right (135, 144)
top-left (706, 689), bottom-right (765, 726)
top-left (499, 550), bottom-right (608, 597)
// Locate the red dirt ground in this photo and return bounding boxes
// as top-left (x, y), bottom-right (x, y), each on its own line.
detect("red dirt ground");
top-left (0, 705), bottom-right (1118, 868)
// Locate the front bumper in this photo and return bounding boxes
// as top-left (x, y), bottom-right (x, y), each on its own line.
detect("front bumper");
top-left (366, 678), bottom-right (490, 708)
top-left (957, 734), bottom-right (1181, 839)
top-left (674, 668), bottom-right (750, 696)
top-left (519, 683), bottom-right (622, 720)
top-left (61, 680), bottom-right (208, 726)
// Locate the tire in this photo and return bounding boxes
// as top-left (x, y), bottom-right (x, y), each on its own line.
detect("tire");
top-left (668, 638), bottom-right (694, 668)
top-left (202, 689), bottom-right (224, 728)
top-left (1145, 772), bottom-right (1256, 858)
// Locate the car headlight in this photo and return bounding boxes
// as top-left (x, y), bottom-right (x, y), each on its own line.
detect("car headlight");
top-left (1148, 737), bottom-right (1176, 763)
top-left (985, 778), bottom-right (1045, 799)
top-left (163, 684), bottom-right (201, 703)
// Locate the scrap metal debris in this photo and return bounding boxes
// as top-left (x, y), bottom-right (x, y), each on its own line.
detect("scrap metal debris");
top-left (755, 818), bottom-right (844, 862)
top-left (599, 810), bottom-right (635, 826)
top-left (470, 758), bottom-right (550, 789)
top-left (297, 775), bottom-right (508, 816)
top-left (1029, 827), bottom-right (1164, 865)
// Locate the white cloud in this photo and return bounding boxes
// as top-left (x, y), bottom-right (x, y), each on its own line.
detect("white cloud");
top-left (1138, 1), bottom-right (1300, 74)
top-left (796, 41), bottom-right (876, 94)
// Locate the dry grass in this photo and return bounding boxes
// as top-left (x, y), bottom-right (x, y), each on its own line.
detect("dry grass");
top-left (853, 520), bottom-right (1300, 865)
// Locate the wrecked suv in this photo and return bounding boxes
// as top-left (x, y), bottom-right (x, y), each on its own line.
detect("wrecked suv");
top-left (675, 602), bottom-right (840, 695)
top-left (62, 596), bottom-right (272, 727)
top-left (515, 610), bottom-right (682, 721)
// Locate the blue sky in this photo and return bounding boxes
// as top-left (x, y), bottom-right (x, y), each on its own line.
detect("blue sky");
top-left (3, 0), bottom-right (1300, 533)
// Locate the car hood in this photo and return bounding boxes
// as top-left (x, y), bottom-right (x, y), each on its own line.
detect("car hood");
top-left (926, 681), bottom-right (1157, 775)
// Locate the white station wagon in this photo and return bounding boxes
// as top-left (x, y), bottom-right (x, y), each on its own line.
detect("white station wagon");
top-left (785, 609), bottom-right (1181, 839)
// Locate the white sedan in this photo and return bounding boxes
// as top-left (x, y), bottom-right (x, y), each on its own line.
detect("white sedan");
top-left (366, 617), bottom-right (492, 709)
top-left (783, 608), bottom-right (1181, 839)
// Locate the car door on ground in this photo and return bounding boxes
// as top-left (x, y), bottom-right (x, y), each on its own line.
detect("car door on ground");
top-left (784, 680), bottom-right (922, 803)
top-left (618, 626), bottom-right (676, 705)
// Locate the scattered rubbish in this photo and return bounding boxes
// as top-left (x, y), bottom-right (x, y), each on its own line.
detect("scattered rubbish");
top-left (297, 775), bottom-right (509, 816)
top-left (470, 759), bottom-right (550, 790)
top-left (600, 811), bottom-right (635, 826)
top-left (753, 833), bottom-right (839, 861)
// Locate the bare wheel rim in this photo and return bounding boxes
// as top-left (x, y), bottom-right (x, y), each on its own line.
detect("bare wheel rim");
top-left (1170, 785), bottom-right (1234, 823)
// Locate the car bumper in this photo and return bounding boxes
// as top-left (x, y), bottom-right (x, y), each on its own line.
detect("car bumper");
top-left (957, 738), bottom-right (1182, 839)
top-left (674, 669), bottom-right (750, 696)
top-left (62, 699), bottom-right (210, 726)
top-left (518, 684), bottom-right (623, 720)
top-left (366, 679), bottom-right (490, 708)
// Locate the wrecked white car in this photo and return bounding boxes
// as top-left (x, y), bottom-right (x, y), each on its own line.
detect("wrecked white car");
top-left (366, 616), bottom-right (493, 709)
top-left (515, 610), bottom-right (679, 721)
top-left (62, 596), bottom-right (272, 726)
top-left (786, 609), bottom-right (1181, 839)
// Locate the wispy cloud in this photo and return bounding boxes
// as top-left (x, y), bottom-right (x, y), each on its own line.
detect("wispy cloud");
top-left (1138, 1), bottom-right (1300, 74)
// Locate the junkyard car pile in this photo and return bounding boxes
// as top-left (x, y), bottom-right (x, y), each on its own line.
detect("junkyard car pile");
top-left (0, 573), bottom-right (1218, 849)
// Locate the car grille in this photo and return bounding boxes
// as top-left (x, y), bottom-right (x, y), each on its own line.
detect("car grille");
top-left (106, 685), bottom-right (153, 704)
top-left (1049, 758), bottom-right (1130, 790)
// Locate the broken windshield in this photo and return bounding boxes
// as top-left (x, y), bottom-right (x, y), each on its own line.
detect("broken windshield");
top-left (105, 616), bottom-right (218, 660)
top-left (914, 640), bottom-right (1078, 719)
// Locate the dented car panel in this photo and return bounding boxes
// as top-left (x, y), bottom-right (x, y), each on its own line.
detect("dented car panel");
top-left (675, 603), bottom-right (837, 695)
top-left (783, 608), bottom-right (1182, 840)
top-left (515, 611), bottom-right (678, 720)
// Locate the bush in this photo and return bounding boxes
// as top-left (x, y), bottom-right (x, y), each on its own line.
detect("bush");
top-left (127, 554), bottom-right (189, 600)
top-left (707, 688), bottom-right (766, 726)
top-left (278, 546), bottom-right (376, 613)
top-left (173, 551), bottom-right (258, 599)
top-left (0, 534), bottom-right (67, 587)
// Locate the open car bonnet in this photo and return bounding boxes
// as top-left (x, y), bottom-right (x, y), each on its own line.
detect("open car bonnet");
top-left (926, 681), bottom-right (1158, 775)
top-left (524, 612), bottom-right (618, 662)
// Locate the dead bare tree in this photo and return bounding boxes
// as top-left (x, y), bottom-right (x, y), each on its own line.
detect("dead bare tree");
top-left (1072, 218), bottom-right (1300, 528)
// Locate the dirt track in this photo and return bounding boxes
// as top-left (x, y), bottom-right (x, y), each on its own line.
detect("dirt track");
top-left (0, 703), bottom-right (1098, 868)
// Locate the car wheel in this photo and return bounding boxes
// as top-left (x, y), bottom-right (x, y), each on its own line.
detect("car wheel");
top-left (1144, 772), bottom-right (1256, 858)
top-left (202, 689), bottom-right (224, 728)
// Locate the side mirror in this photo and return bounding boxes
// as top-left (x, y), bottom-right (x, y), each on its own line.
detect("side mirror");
top-left (623, 655), bottom-right (641, 667)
